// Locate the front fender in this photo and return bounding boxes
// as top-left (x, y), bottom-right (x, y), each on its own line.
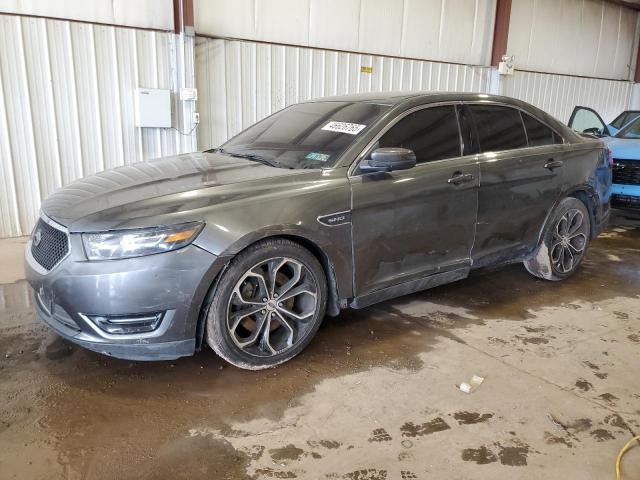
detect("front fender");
top-left (192, 170), bottom-right (354, 300)
top-left (195, 222), bottom-right (353, 301)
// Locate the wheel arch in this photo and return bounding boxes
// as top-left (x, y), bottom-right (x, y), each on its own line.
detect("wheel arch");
top-left (537, 186), bottom-right (599, 246)
top-left (278, 234), bottom-right (341, 317)
top-left (194, 233), bottom-right (342, 351)
top-left (567, 188), bottom-right (598, 239)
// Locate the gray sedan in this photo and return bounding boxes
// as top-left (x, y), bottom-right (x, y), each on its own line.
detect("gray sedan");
top-left (25, 92), bottom-right (611, 369)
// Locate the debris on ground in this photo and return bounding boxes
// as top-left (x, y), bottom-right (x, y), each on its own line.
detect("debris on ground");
top-left (458, 375), bottom-right (484, 394)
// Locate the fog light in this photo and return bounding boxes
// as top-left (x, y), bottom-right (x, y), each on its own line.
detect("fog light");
top-left (86, 312), bottom-right (164, 334)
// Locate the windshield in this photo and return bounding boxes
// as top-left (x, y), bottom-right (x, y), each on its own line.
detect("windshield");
top-left (215, 101), bottom-right (390, 169)
top-left (611, 111), bottom-right (640, 129)
top-left (616, 115), bottom-right (640, 139)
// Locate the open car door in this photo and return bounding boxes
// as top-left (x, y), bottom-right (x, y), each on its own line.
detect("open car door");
top-left (568, 106), bottom-right (611, 137)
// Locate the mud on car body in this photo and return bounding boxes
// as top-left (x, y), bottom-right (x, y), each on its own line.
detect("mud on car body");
top-left (26, 92), bottom-right (611, 369)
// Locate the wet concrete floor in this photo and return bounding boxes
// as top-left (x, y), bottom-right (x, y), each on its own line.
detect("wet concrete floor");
top-left (1, 213), bottom-right (640, 479)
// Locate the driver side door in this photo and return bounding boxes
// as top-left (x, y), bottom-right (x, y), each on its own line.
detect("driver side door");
top-left (348, 104), bottom-right (479, 307)
top-left (568, 106), bottom-right (611, 137)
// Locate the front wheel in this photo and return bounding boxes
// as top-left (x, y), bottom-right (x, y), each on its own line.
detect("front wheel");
top-left (524, 197), bottom-right (591, 281)
top-left (206, 238), bottom-right (327, 370)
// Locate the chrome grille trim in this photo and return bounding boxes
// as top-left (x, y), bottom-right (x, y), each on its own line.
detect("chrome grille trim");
top-left (27, 213), bottom-right (70, 274)
top-left (612, 159), bottom-right (640, 186)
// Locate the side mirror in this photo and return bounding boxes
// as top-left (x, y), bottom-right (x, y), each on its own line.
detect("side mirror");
top-left (582, 127), bottom-right (603, 136)
top-left (359, 147), bottom-right (417, 173)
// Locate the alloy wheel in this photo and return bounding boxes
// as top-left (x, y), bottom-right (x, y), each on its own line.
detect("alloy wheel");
top-left (551, 208), bottom-right (588, 274)
top-left (226, 257), bottom-right (319, 357)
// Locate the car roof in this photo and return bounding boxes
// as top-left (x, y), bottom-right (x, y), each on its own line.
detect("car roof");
top-left (303, 91), bottom-right (521, 106)
top-left (304, 91), bottom-right (583, 144)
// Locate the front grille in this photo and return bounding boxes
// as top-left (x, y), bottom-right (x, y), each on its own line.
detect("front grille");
top-left (612, 194), bottom-right (640, 210)
top-left (612, 159), bottom-right (640, 185)
top-left (31, 218), bottom-right (69, 271)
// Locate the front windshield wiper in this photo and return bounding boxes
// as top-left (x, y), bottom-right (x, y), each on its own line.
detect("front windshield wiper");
top-left (211, 148), bottom-right (280, 168)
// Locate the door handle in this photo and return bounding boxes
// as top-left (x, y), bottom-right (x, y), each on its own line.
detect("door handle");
top-left (544, 159), bottom-right (564, 170)
top-left (447, 172), bottom-right (474, 185)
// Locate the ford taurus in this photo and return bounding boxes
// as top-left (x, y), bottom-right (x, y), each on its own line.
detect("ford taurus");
top-left (25, 92), bottom-right (611, 369)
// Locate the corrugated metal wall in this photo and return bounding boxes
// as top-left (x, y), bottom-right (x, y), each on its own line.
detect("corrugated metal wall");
top-left (195, 0), bottom-right (639, 82)
top-left (196, 37), bottom-right (494, 149)
top-left (196, 37), bottom-right (634, 149)
top-left (194, 0), bottom-right (497, 66)
top-left (0, 0), bottom-right (174, 30)
top-left (1, 10), bottom-right (637, 239)
top-left (508, 0), bottom-right (639, 80)
top-left (502, 70), bottom-right (633, 123)
top-left (0, 14), bottom-right (196, 238)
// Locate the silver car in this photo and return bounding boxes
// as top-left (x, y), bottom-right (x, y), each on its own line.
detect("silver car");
top-left (25, 92), bottom-right (611, 369)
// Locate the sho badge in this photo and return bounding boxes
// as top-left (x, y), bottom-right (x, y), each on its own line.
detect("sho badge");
top-left (317, 211), bottom-right (351, 227)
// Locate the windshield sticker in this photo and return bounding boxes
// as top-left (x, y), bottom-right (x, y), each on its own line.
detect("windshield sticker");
top-left (306, 152), bottom-right (331, 162)
top-left (322, 121), bottom-right (367, 135)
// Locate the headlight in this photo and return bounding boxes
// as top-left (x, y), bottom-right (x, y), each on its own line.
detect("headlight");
top-left (82, 222), bottom-right (204, 260)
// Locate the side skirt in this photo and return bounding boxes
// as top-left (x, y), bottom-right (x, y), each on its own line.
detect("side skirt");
top-left (349, 267), bottom-right (469, 310)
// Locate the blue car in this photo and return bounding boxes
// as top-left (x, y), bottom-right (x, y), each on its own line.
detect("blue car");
top-left (569, 106), bottom-right (640, 211)
top-left (607, 110), bottom-right (640, 135)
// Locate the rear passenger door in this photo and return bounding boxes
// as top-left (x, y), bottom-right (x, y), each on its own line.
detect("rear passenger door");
top-left (470, 104), bottom-right (564, 266)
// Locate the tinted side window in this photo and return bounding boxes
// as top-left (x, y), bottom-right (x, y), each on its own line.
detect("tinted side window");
top-left (378, 106), bottom-right (461, 163)
top-left (522, 113), bottom-right (554, 146)
top-left (469, 105), bottom-right (527, 152)
top-left (457, 104), bottom-right (479, 155)
top-left (553, 131), bottom-right (564, 144)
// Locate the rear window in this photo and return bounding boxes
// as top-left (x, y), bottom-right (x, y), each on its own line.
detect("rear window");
top-left (469, 105), bottom-right (527, 152)
top-left (522, 113), bottom-right (554, 147)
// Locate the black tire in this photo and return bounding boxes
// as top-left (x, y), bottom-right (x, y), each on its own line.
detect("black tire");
top-left (206, 238), bottom-right (327, 370)
top-left (524, 197), bottom-right (591, 281)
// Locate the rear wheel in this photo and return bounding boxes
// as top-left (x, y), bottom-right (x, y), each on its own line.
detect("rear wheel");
top-left (524, 197), bottom-right (591, 281)
top-left (206, 238), bottom-right (327, 370)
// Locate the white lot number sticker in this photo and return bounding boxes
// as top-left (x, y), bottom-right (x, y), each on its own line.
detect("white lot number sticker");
top-left (322, 121), bottom-right (367, 135)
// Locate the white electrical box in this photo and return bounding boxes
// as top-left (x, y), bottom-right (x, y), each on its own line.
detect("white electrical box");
top-left (498, 55), bottom-right (515, 75)
top-left (135, 88), bottom-right (171, 128)
top-left (180, 87), bottom-right (198, 101)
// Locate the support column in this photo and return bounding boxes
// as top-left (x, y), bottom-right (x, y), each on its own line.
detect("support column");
top-left (629, 84), bottom-right (640, 110)
top-left (173, 0), bottom-right (194, 35)
top-left (491, 0), bottom-right (513, 67)
top-left (635, 34), bottom-right (640, 83)
top-left (173, 0), bottom-right (197, 153)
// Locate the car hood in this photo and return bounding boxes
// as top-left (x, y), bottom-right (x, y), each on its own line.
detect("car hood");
top-left (41, 152), bottom-right (312, 231)
top-left (602, 137), bottom-right (640, 160)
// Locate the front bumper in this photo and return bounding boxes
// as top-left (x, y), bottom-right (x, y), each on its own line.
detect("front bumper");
top-left (611, 184), bottom-right (640, 210)
top-left (35, 299), bottom-right (196, 360)
top-left (25, 230), bottom-right (222, 361)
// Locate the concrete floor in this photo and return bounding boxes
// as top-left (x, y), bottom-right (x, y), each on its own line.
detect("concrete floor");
top-left (1, 214), bottom-right (639, 480)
